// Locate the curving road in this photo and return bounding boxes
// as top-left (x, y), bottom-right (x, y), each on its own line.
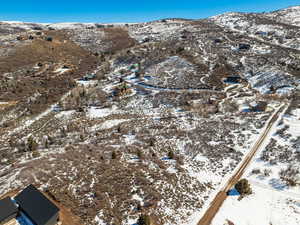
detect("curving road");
top-left (197, 105), bottom-right (285, 225)
top-left (124, 76), bottom-right (223, 94)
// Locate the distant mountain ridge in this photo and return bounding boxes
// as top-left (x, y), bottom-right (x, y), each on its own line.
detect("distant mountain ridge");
top-left (1, 5), bottom-right (299, 30)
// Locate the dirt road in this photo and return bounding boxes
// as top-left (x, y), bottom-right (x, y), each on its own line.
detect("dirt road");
top-left (197, 105), bottom-right (284, 225)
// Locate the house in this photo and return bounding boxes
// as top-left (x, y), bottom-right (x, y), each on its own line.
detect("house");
top-left (80, 73), bottom-right (96, 81)
top-left (15, 185), bottom-right (59, 225)
top-left (0, 197), bottom-right (18, 225)
top-left (238, 43), bottom-right (251, 50)
top-left (223, 75), bottom-right (242, 84)
top-left (86, 74), bottom-right (96, 80)
top-left (252, 101), bottom-right (267, 112)
top-left (52, 105), bottom-right (61, 112)
top-left (242, 101), bottom-right (268, 113)
top-left (213, 38), bottom-right (223, 44)
top-left (255, 31), bottom-right (268, 36)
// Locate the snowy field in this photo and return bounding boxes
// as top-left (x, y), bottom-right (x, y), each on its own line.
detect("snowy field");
top-left (213, 106), bottom-right (300, 225)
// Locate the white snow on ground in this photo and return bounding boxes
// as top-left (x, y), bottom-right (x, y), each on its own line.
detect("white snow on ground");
top-left (76, 80), bottom-right (98, 86)
top-left (123, 134), bottom-right (137, 145)
top-left (212, 12), bottom-right (286, 37)
top-left (9, 107), bottom-right (52, 136)
top-left (54, 110), bottom-right (75, 119)
top-left (128, 20), bottom-right (190, 42)
top-left (87, 105), bottom-right (119, 119)
top-left (244, 107), bottom-right (300, 192)
top-left (179, 113), bottom-right (271, 225)
top-left (213, 185), bottom-right (300, 225)
top-left (211, 12), bottom-right (249, 31)
top-left (47, 22), bottom-right (96, 30)
top-left (132, 193), bottom-right (143, 202)
top-left (244, 71), bottom-right (296, 95)
top-left (5, 87), bottom-right (74, 140)
top-left (0, 166), bottom-right (24, 197)
top-left (94, 211), bottom-right (106, 225)
top-left (284, 108), bottom-right (300, 135)
top-left (0, 21), bottom-right (46, 30)
top-left (268, 6), bottom-right (300, 26)
top-left (53, 67), bottom-right (70, 74)
top-left (213, 105), bottom-right (300, 225)
top-left (96, 119), bottom-right (128, 130)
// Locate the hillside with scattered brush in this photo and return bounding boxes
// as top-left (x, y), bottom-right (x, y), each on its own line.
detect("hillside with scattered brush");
top-left (0, 6), bottom-right (300, 225)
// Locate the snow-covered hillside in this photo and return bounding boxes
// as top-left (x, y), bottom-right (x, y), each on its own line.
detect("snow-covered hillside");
top-left (0, 5), bottom-right (300, 225)
top-left (267, 6), bottom-right (300, 27)
top-left (211, 10), bottom-right (300, 50)
top-left (214, 106), bottom-right (300, 225)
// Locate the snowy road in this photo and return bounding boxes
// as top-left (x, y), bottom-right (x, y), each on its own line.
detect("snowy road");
top-left (124, 74), bottom-right (223, 94)
top-left (197, 104), bottom-right (286, 225)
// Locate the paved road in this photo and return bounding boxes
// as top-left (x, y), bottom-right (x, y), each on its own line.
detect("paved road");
top-left (197, 105), bottom-right (284, 225)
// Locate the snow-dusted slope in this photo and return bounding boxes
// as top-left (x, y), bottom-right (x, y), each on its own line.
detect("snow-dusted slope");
top-left (244, 71), bottom-right (296, 95)
top-left (210, 9), bottom-right (300, 50)
top-left (267, 6), bottom-right (300, 27)
top-left (128, 19), bottom-right (191, 42)
top-left (0, 21), bottom-right (46, 30)
top-left (211, 11), bottom-right (299, 36)
top-left (47, 22), bottom-right (97, 30)
top-left (1, 5), bottom-right (300, 225)
top-left (0, 21), bottom-right (128, 31)
top-left (0, 21), bottom-right (46, 34)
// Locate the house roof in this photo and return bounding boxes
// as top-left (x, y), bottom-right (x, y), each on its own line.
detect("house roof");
top-left (15, 185), bottom-right (59, 225)
top-left (0, 197), bottom-right (18, 222)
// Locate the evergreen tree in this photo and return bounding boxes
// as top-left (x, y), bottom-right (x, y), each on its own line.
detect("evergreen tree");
top-left (27, 136), bottom-right (38, 152)
top-left (137, 214), bottom-right (151, 225)
top-left (112, 151), bottom-right (117, 159)
top-left (168, 150), bottom-right (174, 159)
top-left (235, 179), bottom-right (252, 195)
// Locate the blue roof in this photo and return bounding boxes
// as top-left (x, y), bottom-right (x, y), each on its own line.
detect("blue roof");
top-left (242, 108), bottom-right (251, 113)
top-left (227, 188), bottom-right (240, 196)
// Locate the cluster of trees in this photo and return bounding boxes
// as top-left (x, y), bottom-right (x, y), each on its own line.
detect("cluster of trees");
top-left (235, 179), bottom-right (252, 196)
top-left (137, 214), bottom-right (151, 225)
top-left (9, 134), bottom-right (58, 158)
top-left (113, 83), bottom-right (132, 97)
top-left (9, 136), bottom-right (38, 152)
top-left (63, 85), bottom-right (107, 111)
top-left (9, 136), bottom-right (40, 158)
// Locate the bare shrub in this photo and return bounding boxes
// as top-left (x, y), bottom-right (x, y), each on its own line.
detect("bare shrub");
top-left (251, 168), bottom-right (261, 174)
top-left (263, 169), bottom-right (272, 177)
top-left (279, 166), bottom-right (300, 186)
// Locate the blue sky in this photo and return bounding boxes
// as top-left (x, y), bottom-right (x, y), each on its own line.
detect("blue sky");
top-left (1, 0), bottom-right (299, 23)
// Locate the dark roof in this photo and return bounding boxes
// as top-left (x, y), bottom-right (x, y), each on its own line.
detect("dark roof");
top-left (15, 185), bottom-right (59, 225)
top-left (224, 76), bottom-right (241, 84)
top-left (0, 197), bottom-right (18, 222)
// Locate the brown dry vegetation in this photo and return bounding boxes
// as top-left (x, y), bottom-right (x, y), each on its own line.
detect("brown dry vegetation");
top-left (0, 30), bottom-right (98, 115)
top-left (102, 27), bottom-right (136, 54)
top-left (0, 11), bottom-right (299, 225)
